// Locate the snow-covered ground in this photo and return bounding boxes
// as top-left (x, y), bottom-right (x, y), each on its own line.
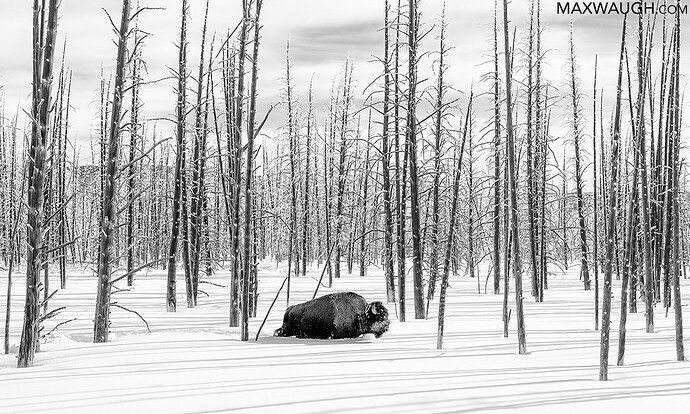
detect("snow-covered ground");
top-left (2, 262), bottom-right (690, 413)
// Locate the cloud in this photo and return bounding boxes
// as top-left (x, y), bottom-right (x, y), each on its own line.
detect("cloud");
top-left (0, 0), bottom-right (688, 152)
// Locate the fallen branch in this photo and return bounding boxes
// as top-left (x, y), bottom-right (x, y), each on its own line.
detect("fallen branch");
top-left (38, 306), bottom-right (66, 323)
top-left (199, 280), bottom-right (228, 289)
top-left (38, 289), bottom-right (59, 310)
top-left (112, 286), bottom-right (133, 294)
top-left (110, 258), bottom-right (166, 285)
top-left (112, 304), bottom-right (151, 332)
top-left (254, 276), bottom-right (289, 341)
top-left (42, 318), bottom-right (77, 338)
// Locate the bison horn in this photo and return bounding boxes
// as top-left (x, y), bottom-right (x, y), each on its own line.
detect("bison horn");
top-left (369, 304), bottom-right (378, 315)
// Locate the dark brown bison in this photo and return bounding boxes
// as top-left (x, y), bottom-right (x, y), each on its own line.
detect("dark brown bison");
top-left (274, 292), bottom-right (390, 339)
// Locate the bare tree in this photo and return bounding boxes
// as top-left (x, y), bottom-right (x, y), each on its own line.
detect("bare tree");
top-left (359, 109), bottom-right (373, 277)
top-left (426, 4), bottom-right (448, 314)
top-left (380, 0), bottom-right (396, 304)
top-left (502, 0), bottom-right (526, 354)
top-left (335, 60), bottom-right (353, 281)
top-left (567, 22), bottom-right (591, 291)
top-left (437, 92), bottom-right (472, 349)
top-left (242, 0), bottom-right (265, 341)
top-left (632, 16), bottom-right (654, 335)
top-left (600, 16), bottom-right (626, 382)
top-left (526, 0), bottom-right (539, 299)
top-left (301, 80), bottom-right (313, 277)
top-left (230, 1), bottom-right (250, 324)
top-left (189, 0), bottom-right (211, 305)
top-left (406, 0), bottom-right (425, 319)
top-left (492, 0), bottom-right (501, 296)
top-left (126, 20), bottom-right (142, 287)
top-left (285, 39), bottom-right (297, 304)
top-left (669, 11), bottom-right (683, 361)
top-left (166, 0), bottom-right (189, 313)
top-left (94, 0), bottom-right (132, 343)
top-left (18, 0), bottom-right (61, 368)
top-left (593, 55), bottom-right (599, 329)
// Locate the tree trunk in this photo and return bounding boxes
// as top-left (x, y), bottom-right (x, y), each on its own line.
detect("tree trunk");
top-left (18, 0), bottom-right (60, 368)
top-left (359, 111), bottom-right (372, 278)
top-left (166, 0), bottom-right (189, 313)
top-left (94, 0), bottom-right (131, 343)
top-left (381, 0), bottom-right (396, 303)
top-left (568, 24), bottom-right (591, 291)
top-left (502, 0), bottom-right (526, 354)
top-left (426, 7), bottom-right (446, 313)
top-left (593, 55), bottom-right (599, 330)
top-left (189, 0), bottom-right (211, 305)
top-left (301, 81), bottom-right (313, 277)
top-left (437, 94), bottom-right (472, 349)
top-left (406, 0), bottom-right (425, 319)
top-left (600, 16), bottom-right (626, 381)
top-left (492, 0), bottom-right (501, 296)
top-left (242, 0), bottom-right (263, 341)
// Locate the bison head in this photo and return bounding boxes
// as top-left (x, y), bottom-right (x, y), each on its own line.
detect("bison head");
top-left (363, 301), bottom-right (390, 338)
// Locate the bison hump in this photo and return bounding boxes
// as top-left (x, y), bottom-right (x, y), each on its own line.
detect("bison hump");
top-left (329, 293), bottom-right (367, 339)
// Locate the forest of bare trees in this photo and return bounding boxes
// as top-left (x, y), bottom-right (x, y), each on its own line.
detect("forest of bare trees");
top-left (0, 0), bottom-right (687, 386)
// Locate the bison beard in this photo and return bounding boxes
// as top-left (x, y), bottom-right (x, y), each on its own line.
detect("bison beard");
top-left (274, 292), bottom-right (390, 339)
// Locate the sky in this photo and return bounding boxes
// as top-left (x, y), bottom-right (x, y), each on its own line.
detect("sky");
top-left (0, 0), bottom-right (688, 156)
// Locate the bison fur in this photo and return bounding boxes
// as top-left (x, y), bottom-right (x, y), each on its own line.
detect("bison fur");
top-left (274, 292), bottom-right (390, 339)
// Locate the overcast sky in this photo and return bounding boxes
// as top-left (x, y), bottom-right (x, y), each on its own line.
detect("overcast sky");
top-left (0, 0), bottom-right (687, 152)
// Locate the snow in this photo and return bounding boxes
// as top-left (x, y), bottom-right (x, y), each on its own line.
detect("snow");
top-left (2, 263), bottom-right (690, 413)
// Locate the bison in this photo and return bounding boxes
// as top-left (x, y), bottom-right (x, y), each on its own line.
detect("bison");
top-left (274, 292), bottom-right (390, 339)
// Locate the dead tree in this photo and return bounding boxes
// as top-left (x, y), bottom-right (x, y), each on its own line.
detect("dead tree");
top-left (600, 16), bottom-right (626, 382)
top-left (301, 80), bottom-right (313, 277)
top-left (492, 0), bottom-right (501, 296)
top-left (189, 0), bottom-right (211, 305)
top-left (242, 0), bottom-right (264, 341)
top-left (359, 110), bottom-right (373, 277)
top-left (335, 60), bottom-right (353, 281)
top-left (670, 15), bottom-right (683, 360)
top-left (94, 0), bottom-right (132, 343)
top-left (467, 112), bottom-right (476, 288)
top-left (502, 0), bottom-right (527, 354)
top-left (126, 21), bottom-right (142, 287)
top-left (18, 0), bottom-right (60, 368)
top-left (166, 0), bottom-right (189, 313)
top-left (230, 2), bottom-right (249, 324)
top-left (535, 0), bottom-right (546, 302)
top-left (394, 0), bottom-right (407, 322)
top-left (4, 147), bottom-right (24, 355)
top-left (593, 55), bottom-right (599, 329)
top-left (406, 0), bottom-right (425, 319)
top-left (285, 39), bottom-right (298, 304)
top-left (322, 113), bottom-right (333, 287)
top-left (380, 0), bottom-right (396, 303)
top-left (437, 93), bottom-right (472, 349)
top-left (632, 17), bottom-right (655, 335)
top-left (567, 23), bottom-right (591, 291)
top-left (526, 0), bottom-right (539, 299)
top-left (426, 5), bottom-right (447, 313)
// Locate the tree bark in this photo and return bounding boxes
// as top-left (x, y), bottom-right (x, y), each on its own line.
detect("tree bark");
top-left (600, 16), bottom-right (626, 381)
top-left (166, 0), bottom-right (189, 313)
top-left (406, 0), bottom-right (425, 319)
top-left (18, 0), bottom-right (60, 367)
top-left (94, 0), bottom-right (131, 343)
top-left (381, 0), bottom-right (396, 303)
top-left (437, 93), bottom-right (472, 349)
top-left (502, 0), bottom-right (527, 354)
